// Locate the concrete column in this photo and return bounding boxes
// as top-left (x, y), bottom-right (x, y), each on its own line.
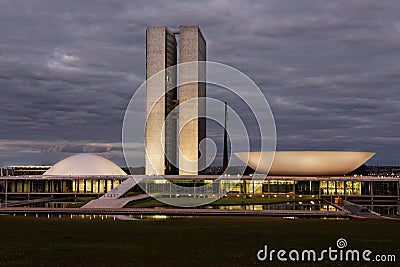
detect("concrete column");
top-left (370, 181), bottom-right (374, 206)
top-left (293, 182), bottom-right (296, 199)
top-left (5, 180), bottom-right (7, 207)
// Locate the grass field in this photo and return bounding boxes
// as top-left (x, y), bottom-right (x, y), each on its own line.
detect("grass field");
top-left (0, 216), bottom-right (399, 266)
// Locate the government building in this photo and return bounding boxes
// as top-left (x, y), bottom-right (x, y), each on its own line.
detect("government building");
top-left (0, 26), bottom-right (399, 216)
top-left (145, 25), bottom-right (206, 175)
top-left (0, 152), bottom-right (399, 215)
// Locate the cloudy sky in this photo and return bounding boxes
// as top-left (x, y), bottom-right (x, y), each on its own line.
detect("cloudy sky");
top-left (0, 0), bottom-right (399, 166)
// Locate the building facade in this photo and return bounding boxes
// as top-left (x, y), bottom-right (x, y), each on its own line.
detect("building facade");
top-left (145, 25), bottom-right (206, 176)
top-left (178, 25), bottom-right (207, 175)
top-left (1, 175), bottom-right (399, 215)
top-left (1, 166), bottom-right (51, 176)
top-left (146, 26), bottom-right (178, 175)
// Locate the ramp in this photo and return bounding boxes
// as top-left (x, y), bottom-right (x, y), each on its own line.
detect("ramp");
top-left (82, 176), bottom-right (146, 208)
top-left (341, 200), bottom-right (383, 219)
top-left (81, 194), bottom-right (150, 209)
top-left (101, 176), bottom-right (142, 199)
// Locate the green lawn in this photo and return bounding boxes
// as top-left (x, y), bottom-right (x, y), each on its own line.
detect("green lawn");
top-left (0, 216), bottom-right (399, 266)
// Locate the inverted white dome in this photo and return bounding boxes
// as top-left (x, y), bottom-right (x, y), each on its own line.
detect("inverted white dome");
top-left (44, 154), bottom-right (127, 176)
top-left (235, 151), bottom-right (375, 176)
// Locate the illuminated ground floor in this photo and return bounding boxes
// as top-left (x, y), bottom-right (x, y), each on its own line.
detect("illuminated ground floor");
top-left (1, 175), bottom-right (399, 214)
top-left (138, 176), bottom-right (400, 213)
top-left (0, 177), bottom-right (124, 195)
top-left (0, 175), bottom-right (399, 200)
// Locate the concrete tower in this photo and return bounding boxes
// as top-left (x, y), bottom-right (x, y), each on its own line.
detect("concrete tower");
top-left (178, 25), bottom-right (206, 175)
top-left (145, 26), bottom-right (178, 175)
top-left (145, 25), bottom-right (206, 176)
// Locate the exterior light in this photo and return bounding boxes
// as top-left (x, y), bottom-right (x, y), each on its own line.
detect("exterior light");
top-left (286, 194), bottom-right (289, 197)
top-left (299, 195), bottom-right (302, 198)
top-left (274, 194), bottom-right (277, 197)
top-left (261, 194), bottom-right (265, 197)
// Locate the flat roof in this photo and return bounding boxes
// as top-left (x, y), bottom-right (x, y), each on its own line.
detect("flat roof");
top-left (1, 175), bottom-right (399, 182)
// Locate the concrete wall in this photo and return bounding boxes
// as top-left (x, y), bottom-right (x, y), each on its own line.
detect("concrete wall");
top-left (179, 26), bottom-right (206, 175)
top-left (145, 26), bottom-right (177, 175)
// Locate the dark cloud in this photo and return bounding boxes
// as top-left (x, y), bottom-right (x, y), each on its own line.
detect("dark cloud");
top-left (0, 140), bottom-right (127, 166)
top-left (0, 0), bottom-right (399, 166)
top-left (45, 143), bottom-right (120, 153)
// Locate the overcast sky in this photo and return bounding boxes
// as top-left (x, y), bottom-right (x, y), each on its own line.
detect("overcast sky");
top-left (0, 0), bottom-right (399, 166)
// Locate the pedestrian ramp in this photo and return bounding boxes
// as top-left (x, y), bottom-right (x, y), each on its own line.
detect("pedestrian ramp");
top-left (341, 200), bottom-right (383, 219)
top-left (102, 176), bottom-right (144, 199)
top-left (82, 176), bottom-right (147, 209)
top-left (81, 194), bottom-right (150, 209)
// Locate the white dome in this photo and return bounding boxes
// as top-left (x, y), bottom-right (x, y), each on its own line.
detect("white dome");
top-left (44, 154), bottom-right (127, 176)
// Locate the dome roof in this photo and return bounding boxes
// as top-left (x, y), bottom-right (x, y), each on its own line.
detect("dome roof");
top-left (44, 154), bottom-right (127, 176)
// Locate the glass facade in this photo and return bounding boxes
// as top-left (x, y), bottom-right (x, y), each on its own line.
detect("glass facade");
top-left (1, 176), bottom-right (399, 216)
top-left (1, 177), bottom-right (399, 201)
top-left (1, 179), bottom-right (122, 194)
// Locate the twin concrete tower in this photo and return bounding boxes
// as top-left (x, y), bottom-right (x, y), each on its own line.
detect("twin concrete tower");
top-left (145, 25), bottom-right (206, 176)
